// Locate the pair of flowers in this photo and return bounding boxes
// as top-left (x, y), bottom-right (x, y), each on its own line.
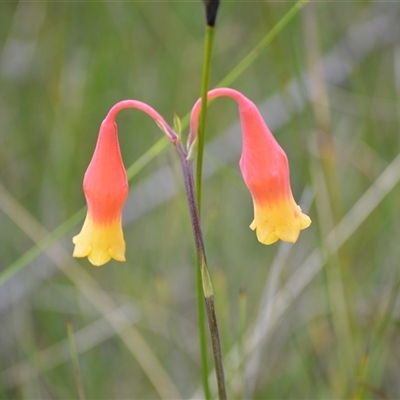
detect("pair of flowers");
top-left (72, 88), bottom-right (311, 266)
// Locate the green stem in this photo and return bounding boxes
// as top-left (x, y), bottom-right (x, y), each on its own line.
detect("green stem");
top-left (196, 25), bottom-right (214, 210)
top-left (195, 24), bottom-right (215, 400)
top-left (197, 256), bottom-right (210, 400)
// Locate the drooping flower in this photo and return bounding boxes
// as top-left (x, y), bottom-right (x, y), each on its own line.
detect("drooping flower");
top-left (73, 100), bottom-right (178, 266)
top-left (72, 116), bottom-right (128, 266)
top-left (189, 88), bottom-right (311, 245)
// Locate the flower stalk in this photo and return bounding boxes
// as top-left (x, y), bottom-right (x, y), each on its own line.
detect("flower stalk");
top-left (176, 142), bottom-right (227, 400)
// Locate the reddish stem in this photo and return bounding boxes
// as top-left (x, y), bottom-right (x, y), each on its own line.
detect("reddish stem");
top-left (106, 100), bottom-right (179, 144)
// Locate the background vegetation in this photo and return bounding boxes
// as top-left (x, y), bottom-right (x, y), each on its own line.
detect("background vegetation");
top-left (1, 1), bottom-right (400, 399)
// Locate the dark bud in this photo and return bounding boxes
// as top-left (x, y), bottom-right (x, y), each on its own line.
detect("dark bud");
top-left (203, 0), bottom-right (220, 27)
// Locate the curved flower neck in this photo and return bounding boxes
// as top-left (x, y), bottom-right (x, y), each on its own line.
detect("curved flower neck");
top-left (106, 100), bottom-right (179, 144)
top-left (188, 87), bottom-right (251, 151)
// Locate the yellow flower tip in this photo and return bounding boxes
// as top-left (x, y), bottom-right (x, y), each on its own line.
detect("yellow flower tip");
top-left (87, 247), bottom-right (126, 267)
top-left (250, 200), bottom-right (312, 245)
top-left (72, 215), bottom-right (126, 267)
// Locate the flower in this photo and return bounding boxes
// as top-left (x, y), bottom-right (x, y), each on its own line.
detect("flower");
top-left (237, 95), bottom-right (311, 244)
top-left (73, 116), bottom-right (128, 266)
top-left (189, 88), bottom-right (311, 244)
top-left (72, 100), bottom-right (179, 266)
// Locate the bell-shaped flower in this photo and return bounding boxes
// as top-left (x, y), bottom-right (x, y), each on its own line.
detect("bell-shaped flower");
top-left (237, 96), bottom-right (311, 244)
top-left (73, 100), bottom-right (178, 266)
top-left (73, 116), bottom-right (128, 266)
top-left (189, 88), bottom-right (311, 245)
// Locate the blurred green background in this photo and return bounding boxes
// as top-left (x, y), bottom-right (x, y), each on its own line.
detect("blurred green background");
top-left (1, 1), bottom-right (400, 399)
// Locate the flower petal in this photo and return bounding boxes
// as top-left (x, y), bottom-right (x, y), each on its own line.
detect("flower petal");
top-left (73, 214), bottom-right (126, 267)
top-left (250, 198), bottom-right (311, 245)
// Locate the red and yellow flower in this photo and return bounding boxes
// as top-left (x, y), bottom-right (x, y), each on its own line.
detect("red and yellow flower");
top-left (238, 98), bottom-right (311, 244)
top-left (189, 88), bottom-right (311, 244)
top-left (72, 116), bottom-right (128, 266)
top-left (72, 100), bottom-right (179, 266)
